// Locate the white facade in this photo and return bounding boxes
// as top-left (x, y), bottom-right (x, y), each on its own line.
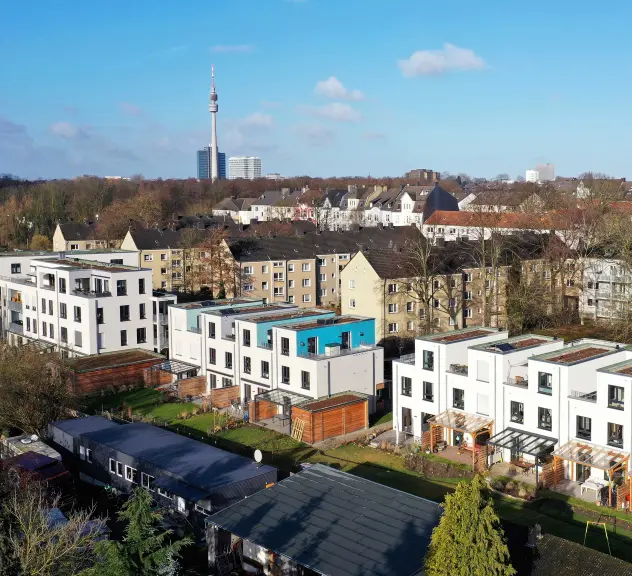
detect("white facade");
top-left (526, 169), bottom-right (539, 183)
top-left (228, 156), bottom-right (262, 180)
top-left (536, 163), bottom-right (555, 182)
top-left (0, 256), bottom-right (159, 357)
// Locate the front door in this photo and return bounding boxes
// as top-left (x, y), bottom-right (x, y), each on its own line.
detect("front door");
top-left (402, 408), bottom-right (412, 434)
top-left (244, 384), bottom-right (251, 404)
top-left (576, 464), bottom-right (590, 483)
top-left (341, 331), bottom-right (350, 350)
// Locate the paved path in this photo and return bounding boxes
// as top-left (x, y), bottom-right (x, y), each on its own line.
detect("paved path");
top-left (312, 421), bottom-right (393, 450)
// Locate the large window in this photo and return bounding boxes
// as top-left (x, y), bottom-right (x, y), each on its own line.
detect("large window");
top-left (109, 458), bottom-right (117, 474)
top-left (538, 407), bottom-right (552, 431)
top-left (401, 377), bottom-right (412, 397)
top-left (510, 401), bottom-right (524, 424)
top-left (423, 350), bottom-right (434, 371)
top-left (141, 472), bottom-right (154, 491)
top-left (243, 329), bottom-right (251, 347)
top-left (136, 327), bottom-right (147, 344)
top-left (577, 416), bottom-right (591, 440)
top-left (261, 360), bottom-right (269, 379)
top-left (608, 385), bottom-right (624, 410)
top-left (125, 465), bottom-right (138, 484)
top-left (117, 280), bottom-right (127, 296)
top-left (281, 337), bottom-right (290, 356)
top-left (139, 278), bottom-right (146, 294)
top-left (74, 331), bottom-right (82, 348)
top-left (538, 372), bottom-right (552, 395)
top-left (208, 348), bottom-right (216, 365)
top-left (608, 423), bottom-right (623, 448)
top-left (301, 371), bottom-right (310, 390)
top-left (243, 356), bottom-right (251, 374)
top-left (225, 352), bottom-right (233, 369)
top-left (120, 305), bottom-right (130, 322)
top-left (281, 366), bottom-right (290, 384)
top-left (74, 306), bottom-right (82, 323)
top-left (120, 330), bottom-right (127, 346)
top-left (453, 388), bottom-right (464, 410)
top-left (208, 322), bottom-right (216, 338)
top-left (422, 381), bottom-right (433, 402)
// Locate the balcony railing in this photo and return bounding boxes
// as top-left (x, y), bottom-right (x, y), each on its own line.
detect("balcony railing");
top-left (538, 385), bottom-right (553, 395)
top-left (569, 390), bottom-right (597, 403)
top-left (608, 399), bottom-right (624, 411)
top-left (72, 289), bottom-right (112, 298)
top-left (506, 377), bottom-right (528, 389)
top-left (258, 341), bottom-right (273, 350)
top-left (9, 322), bottom-right (23, 335)
top-left (223, 334), bottom-right (236, 341)
top-left (187, 326), bottom-right (202, 334)
top-left (576, 430), bottom-right (592, 441)
top-left (8, 300), bottom-right (22, 312)
top-left (396, 353), bottom-right (415, 365)
top-left (448, 364), bottom-right (469, 376)
top-left (40, 284), bottom-right (55, 291)
top-left (510, 414), bottom-right (524, 424)
top-left (297, 344), bottom-right (377, 360)
top-left (608, 437), bottom-right (624, 448)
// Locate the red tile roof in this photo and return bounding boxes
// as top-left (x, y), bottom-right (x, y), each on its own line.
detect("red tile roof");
top-left (546, 347), bottom-right (609, 364)
top-left (424, 210), bottom-right (569, 230)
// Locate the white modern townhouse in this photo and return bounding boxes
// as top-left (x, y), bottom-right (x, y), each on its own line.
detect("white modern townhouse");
top-left (392, 325), bottom-right (632, 498)
top-left (0, 253), bottom-right (173, 357)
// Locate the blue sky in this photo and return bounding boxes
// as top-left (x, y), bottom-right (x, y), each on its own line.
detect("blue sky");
top-left (1, 0), bottom-right (631, 180)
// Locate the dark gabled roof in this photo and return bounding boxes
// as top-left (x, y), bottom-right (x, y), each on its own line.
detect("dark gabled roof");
top-left (470, 188), bottom-right (539, 207)
top-left (207, 463), bottom-right (442, 576)
top-left (70, 420), bottom-right (276, 494)
top-left (422, 183), bottom-right (460, 221)
top-left (213, 197), bottom-right (256, 212)
top-left (127, 228), bottom-right (183, 250)
top-left (58, 222), bottom-right (98, 241)
top-left (228, 226), bottom-right (420, 262)
top-left (320, 189), bottom-right (347, 208)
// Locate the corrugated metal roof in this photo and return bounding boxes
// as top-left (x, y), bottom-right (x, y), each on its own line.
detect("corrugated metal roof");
top-left (207, 464), bottom-right (441, 576)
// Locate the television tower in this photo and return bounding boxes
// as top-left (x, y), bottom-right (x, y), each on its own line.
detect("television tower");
top-left (209, 65), bottom-right (219, 181)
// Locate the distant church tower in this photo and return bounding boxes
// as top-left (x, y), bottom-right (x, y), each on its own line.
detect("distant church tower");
top-left (209, 65), bottom-right (219, 182)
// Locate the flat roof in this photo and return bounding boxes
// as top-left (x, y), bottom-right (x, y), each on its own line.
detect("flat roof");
top-left (82, 421), bottom-right (275, 493)
top-left (206, 304), bottom-right (290, 318)
top-left (471, 334), bottom-right (555, 354)
top-left (172, 298), bottom-right (257, 310)
top-left (598, 358), bottom-right (632, 376)
top-left (296, 393), bottom-right (367, 412)
top-left (38, 258), bottom-right (139, 273)
top-left (532, 344), bottom-right (619, 365)
top-left (245, 309), bottom-right (329, 324)
top-left (206, 464), bottom-right (442, 576)
top-left (51, 415), bottom-right (119, 437)
top-left (67, 349), bottom-right (164, 372)
top-left (284, 315), bottom-right (369, 331)
top-left (419, 326), bottom-right (500, 344)
top-left (0, 248), bottom-right (135, 257)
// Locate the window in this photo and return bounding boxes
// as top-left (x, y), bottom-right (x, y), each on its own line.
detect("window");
top-left (348, 298), bottom-right (357, 309)
top-left (423, 381), bottom-right (433, 402)
top-left (58, 302), bottom-right (67, 319)
top-left (10, 263), bottom-right (20, 274)
top-left (273, 261), bottom-right (283, 268)
top-left (538, 407), bottom-right (552, 431)
top-left (566, 279), bottom-right (575, 287)
top-left (273, 287), bottom-right (284, 296)
top-left (302, 294), bottom-right (311, 303)
top-left (26, 318), bottom-right (30, 332)
top-left (96, 307), bottom-right (104, 325)
top-left (195, 504), bottom-right (211, 516)
top-left (587, 298), bottom-right (594, 306)
top-left (510, 401), bottom-right (524, 424)
top-left (577, 416), bottom-right (591, 440)
top-left (125, 465), bottom-right (138, 484)
top-left (273, 272), bottom-right (284, 281)
top-left (75, 331), bottom-right (82, 348)
top-left (49, 323), bottom-right (54, 338)
top-left (319, 274), bottom-right (326, 281)
top-left (242, 328), bottom-right (251, 347)
top-left (208, 322), bottom-right (216, 338)
top-left (144, 254), bottom-right (153, 262)
top-left (401, 377), bottom-right (412, 397)
top-left (301, 370), bottom-right (310, 390)
top-left (208, 348), bottom-right (216, 365)
top-left (388, 303), bottom-right (398, 313)
top-left (120, 330), bottom-right (127, 346)
top-left (139, 278), bottom-right (146, 294)
top-left (225, 352), bottom-right (233, 369)
top-left (433, 280), bottom-right (440, 290)
top-left (222, 376), bottom-right (233, 387)
top-left (464, 308), bottom-right (472, 318)
top-left (433, 299), bottom-right (440, 308)
top-left (243, 356), bottom-right (251, 374)
top-left (136, 327), bottom-right (147, 344)
top-left (388, 283), bottom-right (398, 294)
top-left (281, 366), bottom-right (290, 384)
top-left (141, 472), bottom-right (155, 491)
top-left (348, 279), bottom-right (356, 289)
top-left (453, 388), bottom-right (465, 410)
top-left (407, 320), bottom-right (414, 331)
top-left (288, 279), bottom-right (295, 288)
top-left (109, 458), bottom-right (117, 474)
top-left (423, 350), bottom-right (434, 371)
top-left (406, 302), bottom-right (415, 313)
top-left (157, 487), bottom-right (174, 499)
top-left (79, 446), bottom-right (85, 460)
top-left (118, 305), bottom-right (131, 322)
top-left (207, 374), bottom-right (216, 389)
top-left (61, 327), bottom-right (68, 344)
top-left (86, 448), bottom-right (92, 463)
top-left (538, 372), bottom-right (552, 395)
top-left (318, 258), bottom-right (326, 266)
top-left (74, 306), bottom-right (81, 323)
top-left (288, 264), bottom-right (294, 272)
top-left (59, 278), bottom-right (66, 293)
top-left (300, 278), bottom-right (310, 288)
top-left (388, 323), bottom-right (398, 333)
top-left (607, 385), bottom-right (624, 410)
top-left (116, 280), bottom-right (127, 296)
top-left (608, 423), bottom-right (623, 448)
top-left (41, 322), bottom-right (47, 337)
top-left (302, 263), bottom-right (310, 272)
top-left (70, 244), bottom-right (79, 250)
top-left (281, 337), bottom-right (290, 355)
top-left (464, 273), bottom-right (472, 282)
top-left (243, 266), bottom-right (253, 275)
top-left (48, 300), bottom-right (53, 315)
top-left (261, 360), bottom-right (269, 379)
top-left (288, 295), bottom-right (295, 303)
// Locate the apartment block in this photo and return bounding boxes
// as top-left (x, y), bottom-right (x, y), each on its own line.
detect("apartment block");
top-left (0, 255), bottom-right (172, 357)
top-left (53, 222), bottom-right (121, 251)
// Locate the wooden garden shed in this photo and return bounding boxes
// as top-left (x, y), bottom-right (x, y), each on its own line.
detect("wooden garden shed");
top-left (291, 392), bottom-right (369, 444)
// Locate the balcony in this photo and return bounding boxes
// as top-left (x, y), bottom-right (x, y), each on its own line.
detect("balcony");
top-left (447, 364), bottom-right (468, 376)
top-left (187, 326), bottom-right (202, 334)
top-left (40, 284), bottom-right (55, 291)
top-left (396, 353), bottom-right (415, 365)
top-left (538, 385), bottom-right (553, 396)
top-left (576, 429), bottom-right (592, 441)
top-left (258, 341), bottom-right (273, 350)
top-left (506, 377), bottom-right (528, 389)
top-left (8, 300), bottom-right (22, 312)
top-left (9, 322), bottom-right (23, 335)
top-left (608, 399), bottom-right (625, 411)
top-left (72, 289), bottom-right (112, 298)
top-left (568, 390), bottom-right (597, 403)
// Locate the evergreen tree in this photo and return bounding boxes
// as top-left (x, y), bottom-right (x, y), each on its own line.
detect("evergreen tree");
top-left (424, 475), bottom-right (515, 576)
top-left (83, 488), bottom-right (192, 576)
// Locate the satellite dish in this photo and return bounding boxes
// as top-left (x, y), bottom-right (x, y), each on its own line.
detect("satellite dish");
top-left (30, 435), bottom-right (38, 442)
top-left (254, 449), bottom-right (263, 464)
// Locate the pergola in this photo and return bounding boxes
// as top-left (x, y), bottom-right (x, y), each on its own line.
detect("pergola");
top-left (553, 440), bottom-right (630, 506)
top-left (487, 428), bottom-right (558, 488)
top-left (428, 410), bottom-right (493, 469)
top-left (149, 359), bottom-right (199, 379)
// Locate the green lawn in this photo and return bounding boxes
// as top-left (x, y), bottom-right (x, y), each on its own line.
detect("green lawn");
top-left (174, 412), bottom-right (230, 433)
top-left (369, 411), bottom-right (393, 427)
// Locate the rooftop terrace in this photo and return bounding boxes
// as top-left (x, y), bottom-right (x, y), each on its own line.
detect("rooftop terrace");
top-left (598, 358), bottom-right (632, 376)
top-left (421, 326), bottom-right (500, 344)
top-left (246, 309), bottom-right (330, 324)
top-left (38, 258), bottom-right (139, 273)
top-left (284, 315), bottom-right (368, 331)
top-left (472, 334), bottom-right (554, 354)
top-left (172, 298), bottom-right (257, 310)
top-left (533, 344), bottom-right (619, 365)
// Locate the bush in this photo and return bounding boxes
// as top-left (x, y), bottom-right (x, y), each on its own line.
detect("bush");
top-left (190, 406), bottom-right (200, 416)
top-left (505, 481), bottom-right (516, 492)
top-left (492, 479), bottom-right (505, 491)
top-left (518, 487), bottom-right (528, 498)
top-left (177, 411), bottom-right (190, 420)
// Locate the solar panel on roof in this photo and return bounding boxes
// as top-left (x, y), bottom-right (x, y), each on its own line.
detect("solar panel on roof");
top-left (495, 343), bottom-right (515, 352)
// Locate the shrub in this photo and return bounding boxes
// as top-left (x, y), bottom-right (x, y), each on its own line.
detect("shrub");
top-left (505, 481), bottom-right (516, 492)
top-left (518, 487), bottom-right (528, 498)
top-left (177, 411), bottom-right (190, 420)
top-left (190, 406), bottom-right (200, 416)
top-left (492, 479), bottom-right (505, 491)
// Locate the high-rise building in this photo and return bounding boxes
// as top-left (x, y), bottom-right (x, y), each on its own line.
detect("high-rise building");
top-left (228, 156), bottom-right (262, 180)
top-left (536, 163), bottom-right (555, 181)
top-left (197, 147), bottom-right (226, 179)
top-left (525, 169), bottom-right (539, 183)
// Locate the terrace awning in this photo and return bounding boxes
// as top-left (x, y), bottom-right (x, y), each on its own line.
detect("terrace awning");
top-left (255, 389), bottom-right (311, 407)
top-left (149, 359), bottom-right (199, 375)
top-left (487, 428), bottom-right (557, 457)
top-left (553, 440), bottom-right (629, 472)
top-left (428, 410), bottom-right (492, 435)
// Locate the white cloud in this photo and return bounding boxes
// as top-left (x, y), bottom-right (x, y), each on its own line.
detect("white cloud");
top-left (49, 121), bottom-right (81, 138)
top-left (293, 124), bottom-right (335, 147)
top-left (314, 76), bottom-right (364, 101)
top-left (302, 102), bottom-right (361, 123)
top-left (210, 44), bottom-right (253, 53)
top-left (398, 43), bottom-right (486, 77)
top-left (240, 113), bottom-right (274, 128)
top-left (362, 131), bottom-right (386, 141)
top-left (223, 112), bottom-right (276, 153)
top-left (119, 102), bottom-right (143, 116)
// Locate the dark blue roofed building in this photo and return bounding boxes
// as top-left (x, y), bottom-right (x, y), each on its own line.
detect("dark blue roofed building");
top-left (422, 182), bottom-right (460, 222)
top-left (206, 463), bottom-right (442, 576)
top-left (49, 416), bottom-right (277, 533)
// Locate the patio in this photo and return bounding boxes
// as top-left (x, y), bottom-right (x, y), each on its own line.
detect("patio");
top-left (255, 417), bottom-right (291, 435)
top-left (489, 461), bottom-right (538, 486)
